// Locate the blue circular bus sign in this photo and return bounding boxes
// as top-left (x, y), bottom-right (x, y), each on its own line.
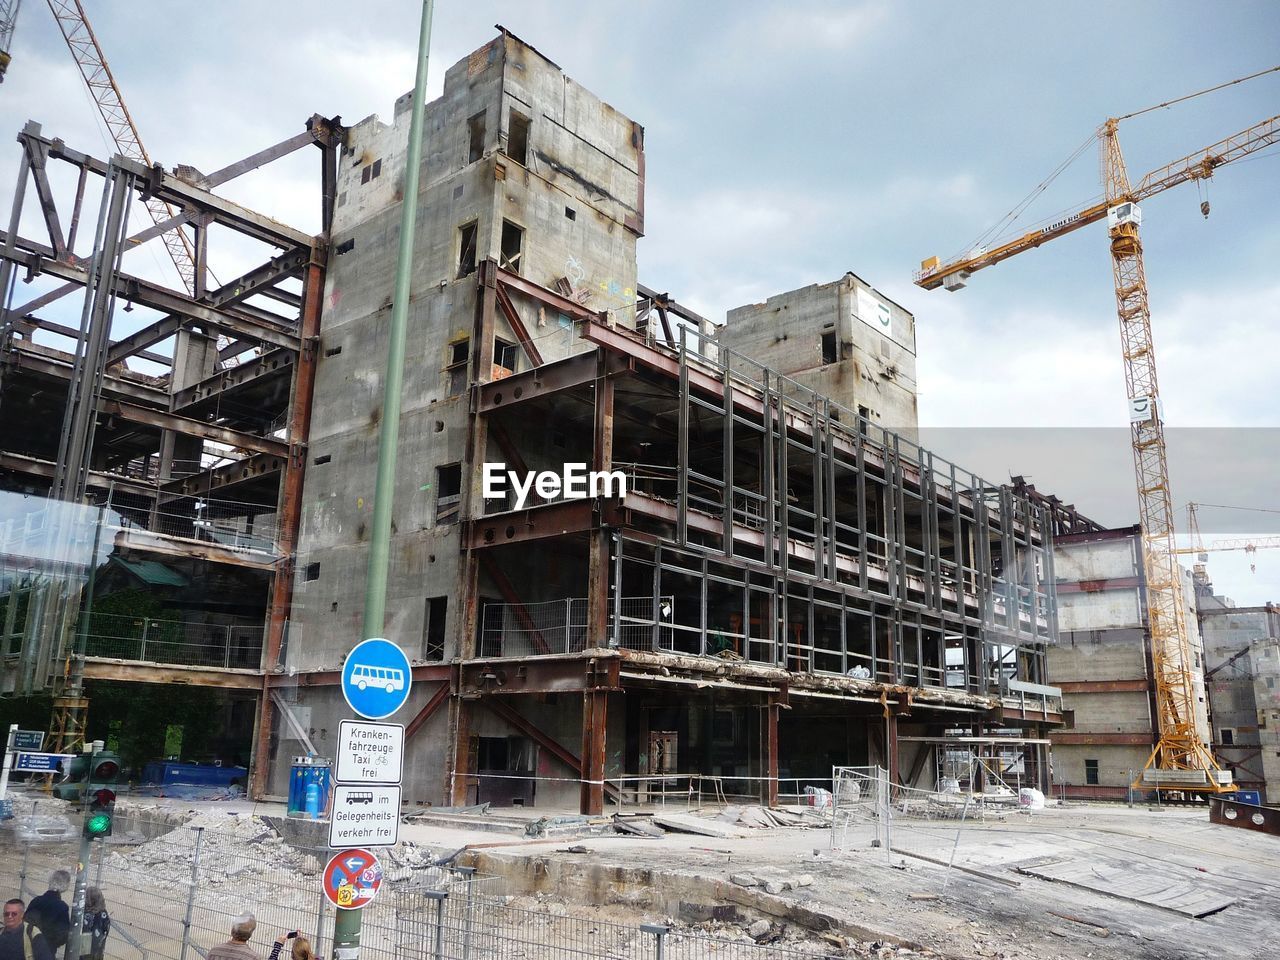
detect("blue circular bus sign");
top-left (341, 638), bottom-right (412, 719)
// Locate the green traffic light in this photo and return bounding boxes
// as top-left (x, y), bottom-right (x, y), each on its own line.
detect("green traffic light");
top-left (85, 812), bottom-right (111, 835)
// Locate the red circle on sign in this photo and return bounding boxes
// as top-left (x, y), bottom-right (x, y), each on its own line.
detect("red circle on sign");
top-left (322, 848), bottom-right (383, 910)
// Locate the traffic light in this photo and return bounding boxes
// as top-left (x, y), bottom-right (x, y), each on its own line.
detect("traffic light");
top-left (83, 787), bottom-right (115, 838)
top-left (88, 752), bottom-right (120, 786)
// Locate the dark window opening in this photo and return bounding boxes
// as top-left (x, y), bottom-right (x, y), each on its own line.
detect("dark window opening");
top-left (446, 338), bottom-right (469, 397)
top-left (424, 596), bottom-right (447, 661)
top-left (336, 238), bottom-right (355, 256)
top-left (821, 330), bottom-right (837, 364)
top-left (436, 462), bottom-right (462, 524)
top-left (371, 158), bottom-right (381, 179)
top-left (564, 206), bottom-right (576, 221)
top-left (500, 220), bottom-right (523, 273)
top-left (494, 337), bottom-right (519, 373)
top-left (361, 165), bottom-right (370, 184)
top-left (313, 454), bottom-right (331, 466)
top-left (457, 222), bottom-right (478, 278)
top-left (467, 111), bottom-right (486, 164)
top-left (1061, 709), bottom-right (1075, 730)
top-left (1222, 728), bottom-right (1235, 745)
top-left (303, 562), bottom-right (321, 582)
top-left (507, 111), bottom-right (530, 166)
top-left (1084, 758), bottom-right (1099, 785)
top-left (325, 345), bottom-right (343, 357)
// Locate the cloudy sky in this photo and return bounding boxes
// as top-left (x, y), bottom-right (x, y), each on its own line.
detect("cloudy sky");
top-left (3, 1), bottom-right (1278, 601)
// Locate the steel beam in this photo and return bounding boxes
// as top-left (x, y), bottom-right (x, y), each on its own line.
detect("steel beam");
top-left (457, 656), bottom-right (621, 696)
top-left (478, 553), bottom-right (552, 655)
top-left (171, 348), bottom-right (294, 411)
top-left (203, 247), bottom-right (310, 310)
top-left (160, 451), bottom-right (285, 499)
top-left (405, 683), bottom-right (450, 741)
top-left (104, 313), bottom-right (184, 366)
top-left (580, 689), bottom-right (607, 815)
top-left (82, 660), bottom-right (263, 689)
top-left (495, 266), bottom-right (602, 324)
top-left (8, 344), bottom-right (167, 404)
top-left (101, 399), bottom-right (289, 457)
top-left (493, 279), bottom-right (544, 367)
top-left (476, 349), bottom-right (606, 413)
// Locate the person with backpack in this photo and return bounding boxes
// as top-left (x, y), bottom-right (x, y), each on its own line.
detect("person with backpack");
top-left (23, 873), bottom-right (70, 953)
top-left (0, 900), bottom-right (54, 960)
top-left (79, 889), bottom-right (109, 960)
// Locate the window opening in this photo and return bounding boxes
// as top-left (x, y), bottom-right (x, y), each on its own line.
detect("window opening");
top-left (1084, 758), bottom-right (1099, 785)
top-left (424, 596), bottom-right (447, 661)
top-left (436, 463), bottom-right (462, 524)
top-left (446, 338), bottom-right (469, 397)
top-left (507, 111), bottom-right (530, 166)
top-left (821, 331), bottom-right (837, 364)
top-left (457, 222), bottom-right (478, 278)
top-left (494, 337), bottom-right (519, 374)
top-left (500, 220), bottom-right (523, 273)
top-left (468, 111), bottom-right (486, 164)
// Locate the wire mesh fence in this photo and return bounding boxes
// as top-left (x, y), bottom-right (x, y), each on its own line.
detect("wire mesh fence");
top-left (81, 613), bottom-right (263, 668)
top-left (0, 802), bottom-right (867, 960)
top-left (829, 766), bottom-right (998, 890)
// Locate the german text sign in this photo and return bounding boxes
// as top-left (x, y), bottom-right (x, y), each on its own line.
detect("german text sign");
top-left (335, 720), bottom-right (404, 784)
top-left (15, 752), bottom-right (72, 773)
top-left (328, 784), bottom-right (401, 849)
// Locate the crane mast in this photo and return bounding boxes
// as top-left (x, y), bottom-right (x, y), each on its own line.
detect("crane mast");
top-left (1101, 120), bottom-right (1218, 784)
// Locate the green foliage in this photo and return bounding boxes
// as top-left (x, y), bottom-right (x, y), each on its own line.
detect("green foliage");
top-left (84, 681), bottom-right (223, 773)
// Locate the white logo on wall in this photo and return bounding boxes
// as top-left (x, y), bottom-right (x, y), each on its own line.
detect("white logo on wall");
top-left (482, 463), bottom-right (628, 511)
top-left (855, 287), bottom-right (897, 340)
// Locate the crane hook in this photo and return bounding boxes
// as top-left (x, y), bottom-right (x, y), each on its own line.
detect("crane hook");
top-left (1200, 200), bottom-right (1211, 218)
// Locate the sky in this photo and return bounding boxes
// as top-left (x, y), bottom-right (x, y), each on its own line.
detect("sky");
top-left (2, 0), bottom-right (1278, 602)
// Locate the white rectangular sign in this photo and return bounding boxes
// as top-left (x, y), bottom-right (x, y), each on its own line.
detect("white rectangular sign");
top-left (328, 784), bottom-right (402, 848)
top-left (336, 720), bottom-right (404, 785)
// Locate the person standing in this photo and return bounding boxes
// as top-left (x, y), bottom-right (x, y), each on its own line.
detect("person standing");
top-left (0, 900), bottom-right (54, 960)
top-left (24, 873), bottom-right (70, 953)
top-left (266, 932), bottom-right (314, 960)
top-left (79, 889), bottom-right (109, 960)
top-left (207, 914), bottom-right (262, 960)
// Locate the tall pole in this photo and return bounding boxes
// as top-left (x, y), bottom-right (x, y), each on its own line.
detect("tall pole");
top-left (333, 4), bottom-right (434, 960)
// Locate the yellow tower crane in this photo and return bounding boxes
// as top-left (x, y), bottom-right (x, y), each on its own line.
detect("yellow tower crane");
top-left (915, 68), bottom-right (1280, 794)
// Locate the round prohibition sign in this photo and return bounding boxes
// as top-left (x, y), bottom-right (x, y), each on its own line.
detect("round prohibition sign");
top-left (323, 848), bottom-right (383, 910)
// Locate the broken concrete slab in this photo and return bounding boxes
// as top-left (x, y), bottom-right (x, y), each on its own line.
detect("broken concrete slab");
top-left (653, 813), bottom-right (745, 838)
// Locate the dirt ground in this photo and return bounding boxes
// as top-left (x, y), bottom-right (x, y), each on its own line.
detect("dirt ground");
top-left (8, 795), bottom-right (1274, 960)
top-left (390, 801), bottom-right (1280, 960)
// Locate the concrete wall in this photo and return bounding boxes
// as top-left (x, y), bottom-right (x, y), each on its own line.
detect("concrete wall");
top-left (278, 32), bottom-right (643, 802)
top-left (719, 274), bottom-right (918, 436)
top-left (1250, 639), bottom-right (1280, 803)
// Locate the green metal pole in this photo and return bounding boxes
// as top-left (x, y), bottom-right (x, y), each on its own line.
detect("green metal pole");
top-left (336, 3), bottom-right (434, 960)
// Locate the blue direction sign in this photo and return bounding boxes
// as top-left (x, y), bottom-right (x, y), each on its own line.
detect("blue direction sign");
top-left (341, 638), bottom-right (412, 720)
top-left (15, 752), bottom-right (72, 773)
top-left (12, 730), bottom-right (43, 751)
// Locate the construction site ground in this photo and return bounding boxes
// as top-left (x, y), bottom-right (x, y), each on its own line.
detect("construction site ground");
top-left (7, 794), bottom-right (1276, 960)
top-left (399, 800), bottom-right (1279, 960)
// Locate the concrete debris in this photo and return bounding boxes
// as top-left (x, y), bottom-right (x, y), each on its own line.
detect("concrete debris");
top-left (652, 813), bottom-right (743, 838)
top-left (612, 815), bottom-right (665, 838)
top-left (730, 873), bottom-right (759, 887)
top-left (762, 880), bottom-right (784, 895)
top-left (747, 919), bottom-right (771, 939)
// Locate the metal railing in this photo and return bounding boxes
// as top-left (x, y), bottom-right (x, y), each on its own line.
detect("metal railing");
top-left (480, 596), bottom-right (676, 657)
top-left (82, 612), bottom-right (263, 669)
top-left (101, 491), bottom-right (279, 556)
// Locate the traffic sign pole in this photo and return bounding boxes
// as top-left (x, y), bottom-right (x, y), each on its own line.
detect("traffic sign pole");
top-left (0, 724), bottom-right (16, 801)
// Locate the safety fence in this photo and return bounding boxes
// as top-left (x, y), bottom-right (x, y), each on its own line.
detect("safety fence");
top-left (0, 803), bottom-right (854, 960)
top-left (394, 885), bottom-right (847, 960)
top-left (829, 766), bottom-right (1002, 890)
top-left (81, 612), bottom-right (263, 669)
top-left (101, 491), bottom-right (279, 557)
top-left (478, 597), bottom-right (675, 657)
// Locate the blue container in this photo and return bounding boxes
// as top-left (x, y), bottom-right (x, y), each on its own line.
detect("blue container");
top-left (141, 761), bottom-right (249, 787)
top-left (1229, 790), bottom-right (1262, 806)
top-left (287, 756), bottom-right (332, 817)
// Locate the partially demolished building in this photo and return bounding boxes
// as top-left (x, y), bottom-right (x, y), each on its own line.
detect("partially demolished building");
top-left (0, 30), bottom-right (1061, 811)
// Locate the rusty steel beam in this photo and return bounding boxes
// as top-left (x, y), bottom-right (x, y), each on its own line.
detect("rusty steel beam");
top-left (580, 689), bottom-right (607, 815)
top-left (102, 399), bottom-right (289, 457)
top-left (203, 247), bottom-right (310, 310)
top-left (1056, 679), bottom-right (1150, 693)
top-left (466, 498), bottom-right (617, 548)
top-left (493, 279), bottom-right (544, 367)
top-left (12, 314), bottom-right (170, 365)
top-left (476, 349), bottom-right (605, 413)
top-left (104, 314), bottom-right (184, 366)
top-left (0, 451), bottom-right (155, 497)
top-left (456, 656), bottom-right (620, 696)
top-left (1051, 732), bottom-right (1153, 746)
top-left (263, 664), bottom-right (453, 689)
top-left (405, 683), bottom-right (450, 741)
top-left (82, 660), bottom-right (263, 689)
top-left (1209, 796), bottom-right (1280, 836)
top-left (495, 265), bottom-right (602, 324)
top-left (35, 135), bottom-right (315, 249)
top-left (9, 344), bottom-right (168, 404)
top-left (253, 254), bottom-right (323, 799)
top-left (160, 451), bottom-right (284, 499)
top-left (171, 348), bottom-right (295, 411)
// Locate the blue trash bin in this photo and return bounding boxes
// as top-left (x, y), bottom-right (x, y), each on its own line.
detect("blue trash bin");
top-left (287, 756), bottom-right (332, 818)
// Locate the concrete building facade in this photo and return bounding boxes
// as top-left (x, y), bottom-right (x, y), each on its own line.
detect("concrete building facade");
top-left (267, 32), bottom-right (1061, 811)
top-left (1048, 525), bottom-right (1210, 799)
top-left (719, 275), bottom-right (918, 437)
